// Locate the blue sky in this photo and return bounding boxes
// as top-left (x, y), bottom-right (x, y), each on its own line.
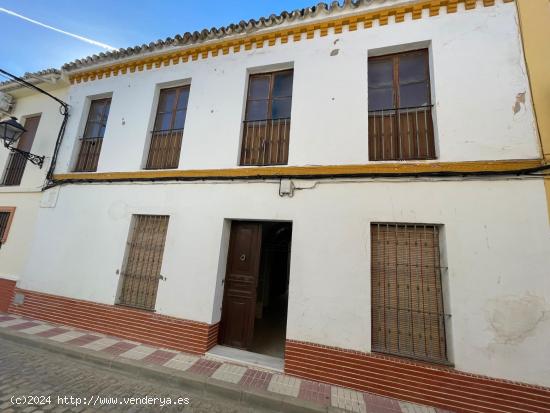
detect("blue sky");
top-left (1, 0), bottom-right (315, 77)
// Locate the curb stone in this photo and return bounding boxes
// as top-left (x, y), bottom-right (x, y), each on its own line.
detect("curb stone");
top-left (0, 328), bottom-right (330, 413)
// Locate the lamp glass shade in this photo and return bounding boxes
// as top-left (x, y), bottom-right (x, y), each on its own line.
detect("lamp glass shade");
top-left (0, 117), bottom-right (26, 146)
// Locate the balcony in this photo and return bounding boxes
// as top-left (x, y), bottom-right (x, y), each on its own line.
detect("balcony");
top-left (240, 118), bottom-right (290, 166)
top-left (73, 137), bottom-right (103, 172)
top-left (145, 128), bottom-right (184, 170)
top-left (368, 105), bottom-right (435, 161)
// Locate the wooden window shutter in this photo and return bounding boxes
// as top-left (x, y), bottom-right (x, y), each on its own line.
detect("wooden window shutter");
top-left (145, 85), bottom-right (190, 170)
top-left (2, 115), bottom-right (41, 186)
top-left (74, 98), bottom-right (111, 172)
top-left (371, 223), bottom-right (449, 364)
top-left (240, 69), bottom-right (293, 166)
top-left (118, 215), bottom-right (169, 311)
top-left (368, 49), bottom-right (435, 161)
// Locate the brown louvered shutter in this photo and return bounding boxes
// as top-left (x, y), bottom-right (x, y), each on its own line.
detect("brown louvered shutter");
top-left (371, 223), bottom-right (448, 364)
top-left (118, 215), bottom-right (169, 311)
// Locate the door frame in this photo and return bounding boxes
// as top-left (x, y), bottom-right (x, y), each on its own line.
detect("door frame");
top-left (217, 219), bottom-right (294, 355)
top-left (219, 220), bottom-right (263, 349)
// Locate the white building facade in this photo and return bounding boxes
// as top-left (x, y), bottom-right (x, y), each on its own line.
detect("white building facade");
top-left (2, 1), bottom-right (549, 411)
top-left (0, 70), bottom-right (68, 311)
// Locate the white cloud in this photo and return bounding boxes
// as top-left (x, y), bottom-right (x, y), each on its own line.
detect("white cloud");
top-left (0, 7), bottom-right (117, 51)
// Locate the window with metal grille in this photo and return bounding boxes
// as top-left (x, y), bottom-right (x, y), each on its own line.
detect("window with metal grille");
top-left (74, 98), bottom-right (111, 172)
top-left (371, 223), bottom-right (449, 364)
top-left (145, 85), bottom-right (190, 170)
top-left (118, 215), bottom-right (169, 311)
top-left (240, 69), bottom-right (293, 166)
top-left (0, 208), bottom-right (15, 244)
top-left (2, 115), bottom-right (41, 186)
top-left (368, 49), bottom-right (435, 161)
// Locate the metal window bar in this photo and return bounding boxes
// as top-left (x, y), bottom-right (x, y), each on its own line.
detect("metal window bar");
top-left (368, 105), bottom-right (435, 161)
top-left (145, 128), bottom-right (184, 170)
top-left (240, 118), bottom-right (290, 166)
top-left (371, 223), bottom-right (449, 365)
top-left (2, 152), bottom-right (28, 186)
top-left (0, 212), bottom-right (10, 241)
top-left (118, 215), bottom-right (169, 311)
top-left (73, 137), bottom-right (103, 172)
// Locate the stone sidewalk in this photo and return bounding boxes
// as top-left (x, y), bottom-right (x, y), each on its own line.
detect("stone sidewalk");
top-left (0, 313), bottom-right (450, 413)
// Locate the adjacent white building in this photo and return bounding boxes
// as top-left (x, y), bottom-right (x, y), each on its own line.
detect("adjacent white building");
top-left (0, 70), bottom-right (68, 293)
top-left (1, 1), bottom-right (549, 411)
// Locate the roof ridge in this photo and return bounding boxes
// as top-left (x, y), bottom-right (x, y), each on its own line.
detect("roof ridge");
top-left (0, 68), bottom-right (61, 87)
top-left (62, 0), bottom-right (386, 71)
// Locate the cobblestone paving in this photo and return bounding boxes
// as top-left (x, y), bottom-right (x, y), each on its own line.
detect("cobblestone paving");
top-left (0, 337), bottom-right (274, 412)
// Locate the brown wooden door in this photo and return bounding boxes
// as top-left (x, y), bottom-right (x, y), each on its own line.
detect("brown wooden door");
top-left (220, 221), bottom-right (262, 349)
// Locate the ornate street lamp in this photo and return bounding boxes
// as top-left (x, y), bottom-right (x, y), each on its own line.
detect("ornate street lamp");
top-left (0, 68), bottom-right (69, 174)
top-left (0, 116), bottom-right (26, 146)
top-left (0, 116), bottom-right (45, 168)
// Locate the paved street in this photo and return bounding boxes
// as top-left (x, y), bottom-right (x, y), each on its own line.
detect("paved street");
top-left (0, 337), bottom-right (273, 412)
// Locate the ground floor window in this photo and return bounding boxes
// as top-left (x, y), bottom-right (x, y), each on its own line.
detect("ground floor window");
top-left (118, 215), bottom-right (169, 311)
top-left (0, 207), bottom-right (16, 245)
top-left (370, 223), bottom-right (449, 364)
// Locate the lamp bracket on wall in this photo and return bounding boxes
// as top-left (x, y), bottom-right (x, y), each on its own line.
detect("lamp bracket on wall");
top-left (3, 142), bottom-right (45, 168)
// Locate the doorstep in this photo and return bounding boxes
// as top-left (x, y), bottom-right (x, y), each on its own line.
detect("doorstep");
top-left (206, 345), bottom-right (285, 372)
top-left (0, 313), bottom-right (451, 413)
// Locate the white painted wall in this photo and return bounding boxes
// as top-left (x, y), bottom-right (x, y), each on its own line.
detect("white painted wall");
top-left (0, 87), bottom-right (67, 279)
top-left (0, 193), bottom-right (41, 280)
top-left (55, 1), bottom-right (539, 173)
top-left (0, 88), bottom-right (68, 192)
top-left (6, 0), bottom-right (549, 391)
top-left (21, 178), bottom-right (550, 386)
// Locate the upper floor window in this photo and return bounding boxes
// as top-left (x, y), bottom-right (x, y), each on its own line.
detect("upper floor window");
top-left (74, 98), bottom-right (111, 172)
top-left (368, 50), bottom-right (435, 161)
top-left (240, 69), bottom-right (293, 166)
top-left (2, 115), bottom-right (40, 186)
top-left (0, 207), bottom-right (16, 245)
top-left (145, 85), bottom-right (190, 170)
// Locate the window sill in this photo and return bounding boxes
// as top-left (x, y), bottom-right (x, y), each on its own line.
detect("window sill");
top-left (371, 350), bottom-right (454, 369)
top-left (115, 303), bottom-right (156, 313)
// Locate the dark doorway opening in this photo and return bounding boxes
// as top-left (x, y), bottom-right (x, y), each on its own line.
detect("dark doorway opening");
top-left (250, 222), bottom-right (291, 358)
top-left (219, 221), bottom-right (291, 359)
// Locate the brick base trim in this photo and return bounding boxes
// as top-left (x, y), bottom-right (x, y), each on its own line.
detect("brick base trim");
top-left (8, 289), bottom-right (219, 354)
top-left (0, 279), bottom-right (16, 312)
top-left (284, 340), bottom-right (550, 413)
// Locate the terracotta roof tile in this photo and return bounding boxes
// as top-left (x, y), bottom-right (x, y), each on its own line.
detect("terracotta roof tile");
top-left (62, 0), bottom-right (382, 71)
top-left (0, 68), bottom-right (61, 88)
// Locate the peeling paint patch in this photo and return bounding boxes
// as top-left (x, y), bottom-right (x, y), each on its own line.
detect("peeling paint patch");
top-left (513, 91), bottom-right (526, 114)
top-left (486, 293), bottom-right (548, 345)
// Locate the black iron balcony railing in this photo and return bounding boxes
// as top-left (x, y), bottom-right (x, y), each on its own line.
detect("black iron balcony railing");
top-left (145, 128), bottom-right (184, 170)
top-left (73, 137), bottom-right (103, 172)
top-left (368, 105), bottom-right (435, 161)
top-left (240, 118), bottom-right (290, 166)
